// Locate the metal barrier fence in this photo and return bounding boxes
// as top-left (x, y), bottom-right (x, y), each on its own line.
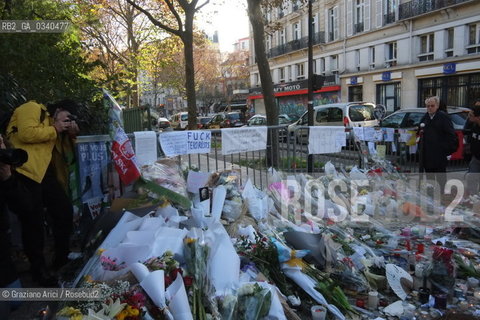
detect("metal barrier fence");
top-left (122, 106), bottom-right (153, 133)
top-left (75, 125), bottom-right (469, 192)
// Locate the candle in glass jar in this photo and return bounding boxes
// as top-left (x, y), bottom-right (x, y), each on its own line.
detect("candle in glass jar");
top-left (368, 291), bottom-right (379, 310)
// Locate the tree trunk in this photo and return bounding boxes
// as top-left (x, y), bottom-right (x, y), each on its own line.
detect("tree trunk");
top-left (184, 11), bottom-right (197, 130)
top-left (247, 0), bottom-right (279, 167)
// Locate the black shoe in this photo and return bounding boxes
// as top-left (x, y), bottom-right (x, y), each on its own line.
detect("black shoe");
top-left (32, 268), bottom-right (58, 287)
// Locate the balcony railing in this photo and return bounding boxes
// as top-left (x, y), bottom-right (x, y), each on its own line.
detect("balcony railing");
top-left (354, 22), bottom-right (364, 34)
top-left (267, 32), bottom-right (325, 58)
top-left (399, 0), bottom-right (473, 20)
top-left (384, 12), bottom-right (396, 25)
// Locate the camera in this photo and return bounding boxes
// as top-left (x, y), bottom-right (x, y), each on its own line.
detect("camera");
top-left (0, 148), bottom-right (28, 166)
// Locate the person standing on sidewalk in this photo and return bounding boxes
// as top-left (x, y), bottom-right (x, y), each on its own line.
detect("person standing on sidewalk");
top-left (464, 100), bottom-right (480, 197)
top-left (419, 96), bottom-right (458, 193)
top-left (7, 100), bottom-right (79, 286)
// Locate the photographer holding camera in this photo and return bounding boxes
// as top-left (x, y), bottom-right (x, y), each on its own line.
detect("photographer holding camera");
top-left (6, 99), bottom-right (79, 286)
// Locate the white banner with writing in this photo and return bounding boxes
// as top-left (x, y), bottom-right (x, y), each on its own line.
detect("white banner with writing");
top-left (308, 126), bottom-right (346, 154)
top-left (159, 131), bottom-right (211, 157)
top-left (221, 127), bottom-right (268, 155)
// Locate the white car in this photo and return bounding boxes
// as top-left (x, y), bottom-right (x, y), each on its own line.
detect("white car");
top-left (288, 102), bottom-right (378, 143)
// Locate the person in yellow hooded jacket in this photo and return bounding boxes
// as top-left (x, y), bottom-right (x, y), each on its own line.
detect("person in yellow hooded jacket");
top-left (7, 100), bottom-right (79, 286)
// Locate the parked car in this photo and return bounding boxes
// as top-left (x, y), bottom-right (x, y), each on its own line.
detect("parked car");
top-left (206, 112), bottom-right (246, 129)
top-left (157, 117), bottom-right (171, 129)
top-left (170, 112), bottom-right (188, 130)
top-left (380, 106), bottom-right (470, 130)
top-left (279, 114), bottom-right (299, 124)
top-left (288, 102), bottom-right (378, 143)
top-left (197, 116), bottom-right (212, 129)
top-left (245, 114), bottom-right (291, 126)
top-left (379, 106), bottom-right (470, 160)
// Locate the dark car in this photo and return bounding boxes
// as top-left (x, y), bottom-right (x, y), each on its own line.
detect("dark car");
top-left (380, 107), bottom-right (469, 130)
top-left (380, 106), bottom-right (470, 160)
top-left (206, 112), bottom-right (246, 128)
top-left (197, 116), bottom-right (212, 129)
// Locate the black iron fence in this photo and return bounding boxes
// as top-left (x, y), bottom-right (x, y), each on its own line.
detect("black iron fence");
top-left (399, 0), bottom-right (473, 20)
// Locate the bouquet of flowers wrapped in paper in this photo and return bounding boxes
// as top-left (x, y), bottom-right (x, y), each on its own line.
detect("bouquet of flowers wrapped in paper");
top-left (208, 169), bottom-right (244, 221)
top-left (138, 158), bottom-right (191, 208)
top-left (183, 230), bottom-right (212, 320)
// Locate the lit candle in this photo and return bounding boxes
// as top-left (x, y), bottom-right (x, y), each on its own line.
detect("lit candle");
top-left (311, 305), bottom-right (327, 320)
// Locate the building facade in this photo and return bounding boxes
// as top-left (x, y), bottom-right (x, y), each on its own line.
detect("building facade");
top-left (248, 0), bottom-right (480, 116)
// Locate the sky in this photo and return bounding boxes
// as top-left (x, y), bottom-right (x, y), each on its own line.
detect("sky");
top-left (198, 0), bottom-right (250, 52)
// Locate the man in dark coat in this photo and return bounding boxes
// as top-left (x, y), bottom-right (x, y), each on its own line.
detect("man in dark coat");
top-left (464, 100), bottom-right (480, 196)
top-left (419, 96), bottom-right (457, 193)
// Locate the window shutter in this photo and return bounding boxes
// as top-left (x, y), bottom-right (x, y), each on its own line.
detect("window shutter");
top-left (346, 0), bottom-right (353, 36)
top-left (325, 9), bottom-right (329, 41)
top-left (365, 0), bottom-right (371, 31)
top-left (376, 0), bottom-right (383, 28)
top-left (334, 6), bottom-right (339, 40)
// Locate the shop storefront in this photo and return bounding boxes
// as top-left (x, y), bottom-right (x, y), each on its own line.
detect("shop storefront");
top-left (415, 61), bottom-right (480, 108)
top-left (248, 79), bottom-right (341, 118)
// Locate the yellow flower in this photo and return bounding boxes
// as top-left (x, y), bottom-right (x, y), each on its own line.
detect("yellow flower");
top-left (184, 237), bottom-right (196, 244)
top-left (359, 189), bottom-right (369, 196)
top-left (97, 248), bottom-right (105, 255)
top-left (84, 275), bottom-right (94, 283)
top-left (286, 250), bottom-right (307, 268)
top-left (57, 306), bottom-right (83, 319)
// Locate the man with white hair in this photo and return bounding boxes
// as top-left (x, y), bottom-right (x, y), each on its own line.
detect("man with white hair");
top-left (419, 96), bottom-right (457, 192)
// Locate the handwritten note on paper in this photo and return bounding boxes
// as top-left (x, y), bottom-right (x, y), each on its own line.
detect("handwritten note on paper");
top-left (186, 131), bottom-right (211, 154)
top-left (376, 145), bottom-right (386, 159)
top-left (134, 131), bottom-right (158, 166)
top-left (159, 131), bottom-right (188, 157)
top-left (221, 127), bottom-right (267, 155)
top-left (308, 126), bottom-right (345, 154)
top-left (353, 127), bottom-right (365, 141)
top-left (363, 127), bottom-right (377, 142)
top-left (336, 131), bottom-right (347, 148)
top-left (159, 131), bottom-right (211, 157)
top-left (368, 142), bottom-right (377, 155)
top-left (383, 128), bottom-right (395, 142)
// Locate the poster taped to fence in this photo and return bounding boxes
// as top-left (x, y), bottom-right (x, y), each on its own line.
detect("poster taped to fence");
top-left (159, 131), bottom-right (211, 157)
top-left (77, 141), bottom-right (109, 203)
top-left (308, 126), bottom-right (346, 154)
top-left (134, 131), bottom-right (157, 166)
top-left (221, 127), bottom-right (267, 155)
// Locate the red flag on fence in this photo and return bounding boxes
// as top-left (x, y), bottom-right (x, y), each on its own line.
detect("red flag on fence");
top-left (111, 126), bottom-right (141, 185)
top-left (103, 89), bottom-right (141, 185)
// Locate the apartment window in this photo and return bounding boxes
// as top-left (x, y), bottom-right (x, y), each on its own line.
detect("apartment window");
top-left (293, 22), bottom-right (301, 40)
top-left (319, 58), bottom-right (326, 75)
top-left (445, 28), bottom-right (454, 57)
top-left (279, 67), bottom-right (285, 82)
top-left (253, 73), bottom-right (259, 87)
top-left (355, 50), bottom-right (360, 71)
top-left (467, 23), bottom-right (480, 54)
top-left (369, 46), bottom-right (376, 69)
top-left (278, 7), bottom-right (284, 19)
top-left (312, 13), bottom-right (317, 33)
top-left (328, 7), bottom-right (339, 41)
top-left (331, 55), bottom-right (339, 73)
top-left (354, 0), bottom-right (365, 34)
top-left (296, 63), bottom-right (305, 80)
top-left (279, 28), bottom-right (286, 45)
top-left (419, 33), bottom-right (434, 61)
top-left (384, 0), bottom-right (396, 25)
top-left (385, 42), bottom-right (397, 67)
top-left (266, 35), bottom-right (271, 51)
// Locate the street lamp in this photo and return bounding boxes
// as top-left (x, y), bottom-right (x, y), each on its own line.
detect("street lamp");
top-left (307, 0), bottom-right (314, 172)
